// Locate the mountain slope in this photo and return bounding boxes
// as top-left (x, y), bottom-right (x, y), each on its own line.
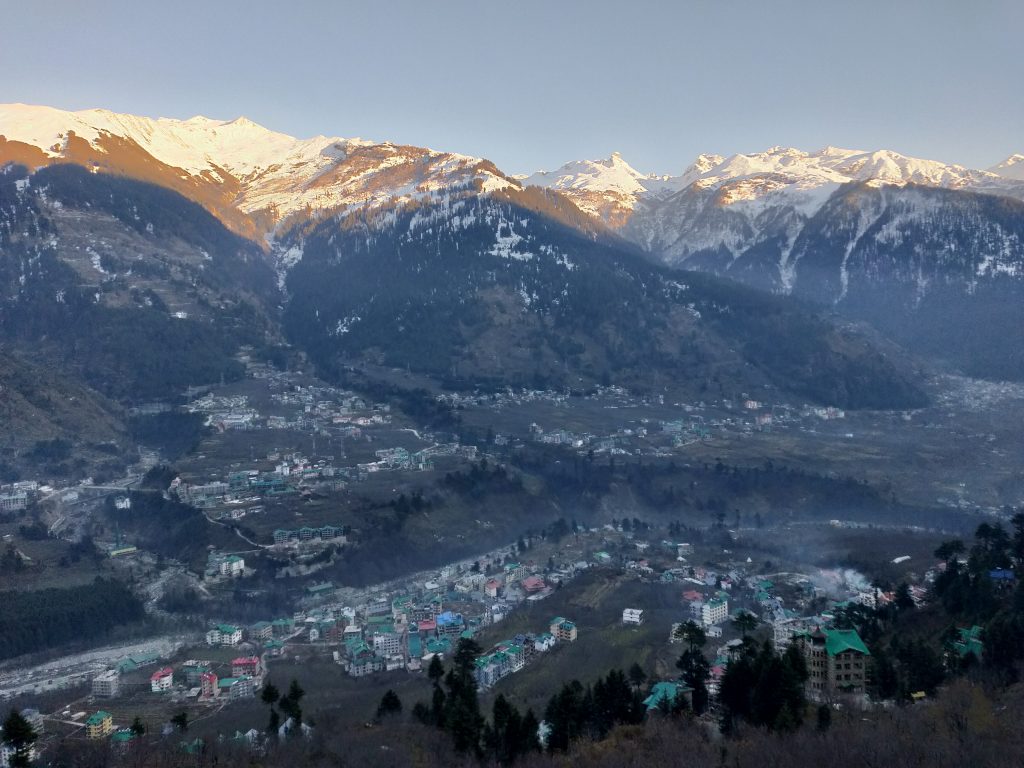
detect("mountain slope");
top-left (280, 191), bottom-right (926, 409)
top-left (523, 148), bottom-right (1024, 381)
top-left (0, 163), bottom-right (278, 401)
top-left (4, 103), bottom-right (1009, 390)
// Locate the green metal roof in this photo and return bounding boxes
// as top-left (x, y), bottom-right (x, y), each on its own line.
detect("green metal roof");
top-left (824, 628), bottom-right (870, 657)
top-left (87, 711), bottom-right (112, 725)
top-left (642, 681), bottom-right (693, 710)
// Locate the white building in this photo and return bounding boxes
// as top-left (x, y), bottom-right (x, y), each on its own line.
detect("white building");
top-left (372, 633), bottom-right (403, 657)
top-left (219, 555), bottom-right (245, 578)
top-left (91, 669), bottom-right (120, 698)
top-left (622, 608), bottom-right (644, 625)
top-left (701, 597), bottom-right (729, 626)
top-left (150, 667), bottom-right (174, 693)
top-left (1, 743), bottom-right (38, 768)
top-left (206, 625), bottom-right (243, 646)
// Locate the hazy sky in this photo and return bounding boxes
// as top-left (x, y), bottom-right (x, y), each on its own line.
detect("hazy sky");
top-left (2, 0), bottom-right (1021, 175)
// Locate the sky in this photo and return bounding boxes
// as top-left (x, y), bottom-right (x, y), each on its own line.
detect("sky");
top-left (2, 0), bottom-right (1021, 176)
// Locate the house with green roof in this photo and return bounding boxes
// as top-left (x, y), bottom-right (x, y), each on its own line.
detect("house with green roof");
top-left (951, 625), bottom-right (984, 661)
top-left (550, 617), bottom-right (577, 642)
top-left (643, 681), bottom-right (693, 713)
top-left (86, 711), bottom-right (114, 739)
top-left (425, 637), bottom-right (452, 656)
top-left (794, 626), bottom-right (870, 696)
top-left (110, 729), bottom-right (138, 749)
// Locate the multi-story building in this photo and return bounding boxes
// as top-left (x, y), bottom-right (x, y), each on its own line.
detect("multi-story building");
top-left (550, 617), bottom-right (578, 642)
top-left (85, 711), bottom-right (114, 739)
top-left (91, 669), bottom-right (120, 698)
top-left (794, 627), bottom-right (870, 696)
top-left (219, 555), bottom-right (245, 578)
top-left (0, 491), bottom-right (28, 513)
top-left (217, 675), bottom-right (255, 700)
top-left (701, 597), bottom-right (729, 626)
top-left (372, 632), bottom-right (403, 658)
top-left (206, 624), bottom-right (243, 646)
top-left (622, 608), bottom-right (644, 625)
top-left (231, 656), bottom-right (263, 680)
top-left (1, 742), bottom-right (37, 767)
top-left (504, 562), bottom-right (529, 581)
top-left (772, 616), bottom-right (812, 649)
top-left (200, 671), bottom-right (219, 699)
top-left (149, 667), bottom-right (174, 693)
top-left (180, 661), bottom-right (211, 687)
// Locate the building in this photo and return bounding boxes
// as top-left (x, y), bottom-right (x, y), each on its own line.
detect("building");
top-left (701, 597), bottom-right (729, 626)
top-left (200, 671), bottom-right (219, 699)
top-left (951, 625), bottom-right (984, 661)
top-left (533, 632), bottom-right (556, 652)
top-left (110, 730), bottom-right (138, 751)
top-left (1, 743), bottom-right (38, 768)
top-left (372, 632), bottom-right (403, 658)
top-left (249, 621), bottom-right (273, 641)
top-left (0, 491), bottom-right (28, 513)
top-left (504, 562), bottom-right (529, 581)
top-left (206, 624), bottom-right (243, 646)
top-left (180, 661), bottom-right (211, 687)
top-left (795, 627), bottom-right (870, 696)
top-left (642, 681), bottom-right (693, 712)
top-left (85, 711), bottom-right (114, 739)
top-left (521, 575), bottom-right (546, 593)
top-left (217, 676), bottom-right (255, 700)
top-left (150, 667), bottom-right (174, 693)
top-left (231, 656), bottom-right (263, 680)
top-left (92, 669), bottom-right (120, 698)
top-left (550, 617), bottom-right (578, 642)
top-left (219, 555), bottom-right (245, 578)
top-left (622, 608), bottom-right (644, 625)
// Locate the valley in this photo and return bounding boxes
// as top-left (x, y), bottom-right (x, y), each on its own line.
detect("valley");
top-left (1, 101), bottom-right (1024, 767)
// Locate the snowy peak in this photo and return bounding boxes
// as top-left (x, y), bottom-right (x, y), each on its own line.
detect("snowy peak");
top-left (520, 152), bottom-right (673, 196)
top-left (518, 153), bottom-right (686, 225)
top-left (0, 103), bottom-right (518, 232)
top-left (522, 144), bottom-right (1023, 234)
top-left (683, 145), bottom-right (1004, 193)
top-left (989, 153), bottom-right (1024, 181)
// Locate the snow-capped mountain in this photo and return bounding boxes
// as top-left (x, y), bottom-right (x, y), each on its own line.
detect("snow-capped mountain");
top-left (0, 103), bottom-right (518, 236)
top-left (989, 153), bottom-right (1024, 181)
top-left (3, 102), bottom-right (1024, 383)
top-left (523, 145), bottom-right (1021, 231)
top-left (516, 152), bottom-right (687, 227)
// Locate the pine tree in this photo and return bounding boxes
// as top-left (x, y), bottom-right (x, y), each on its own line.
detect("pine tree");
top-left (427, 654), bottom-right (445, 683)
top-left (2, 709), bottom-right (37, 768)
top-left (376, 689), bottom-right (402, 719)
top-left (627, 662), bottom-right (647, 689)
top-left (170, 711), bottom-right (189, 732)
top-left (261, 681), bottom-right (280, 705)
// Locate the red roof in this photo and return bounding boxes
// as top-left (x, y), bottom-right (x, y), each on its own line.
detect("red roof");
top-left (150, 667), bottom-right (173, 681)
top-left (200, 671), bottom-right (217, 682)
top-left (231, 656), bottom-right (259, 666)
top-left (521, 576), bottom-right (546, 592)
top-left (417, 619), bottom-right (437, 631)
top-left (682, 590), bottom-right (703, 601)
